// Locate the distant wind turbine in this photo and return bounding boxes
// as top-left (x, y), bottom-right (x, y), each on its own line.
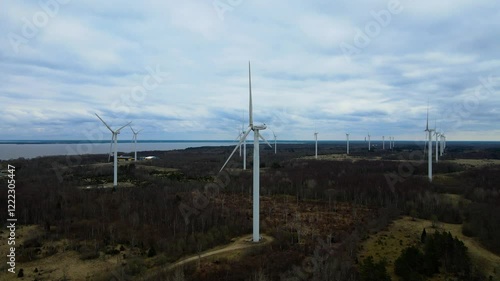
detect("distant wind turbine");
top-left (368, 133), bottom-right (371, 151)
top-left (130, 126), bottom-right (143, 162)
top-left (435, 131), bottom-right (441, 163)
top-left (220, 62), bottom-right (271, 242)
top-left (346, 133), bottom-right (350, 155)
top-left (314, 132), bottom-right (318, 159)
top-left (440, 134), bottom-right (446, 156)
top-left (272, 130), bottom-right (277, 154)
top-left (95, 114), bottom-right (131, 188)
top-left (424, 106), bottom-right (434, 182)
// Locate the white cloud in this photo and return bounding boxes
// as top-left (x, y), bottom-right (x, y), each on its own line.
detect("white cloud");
top-left (0, 0), bottom-right (498, 141)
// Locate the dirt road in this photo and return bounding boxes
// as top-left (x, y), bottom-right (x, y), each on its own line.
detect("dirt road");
top-left (167, 234), bottom-right (274, 270)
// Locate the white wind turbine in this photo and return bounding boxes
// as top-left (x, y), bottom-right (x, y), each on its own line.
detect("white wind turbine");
top-left (314, 132), bottom-right (318, 159)
top-left (440, 133), bottom-right (446, 156)
top-left (220, 62), bottom-right (272, 242)
top-left (95, 114), bottom-right (131, 188)
top-left (272, 130), bottom-right (277, 154)
top-left (435, 130), bottom-right (441, 163)
top-left (130, 126), bottom-right (143, 162)
top-left (236, 127), bottom-right (243, 157)
top-left (424, 107), bottom-right (434, 182)
top-left (346, 133), bottom-right (350, 155)
top-left (367, 133), bottom-right (371, 151)
top-left (237, 123), bottom-right (247, 169)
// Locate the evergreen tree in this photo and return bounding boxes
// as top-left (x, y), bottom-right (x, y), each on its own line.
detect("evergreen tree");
top-left (359, 256), bottom-right (391, 281)
top-left (421, 228), bottom-right (427, 243)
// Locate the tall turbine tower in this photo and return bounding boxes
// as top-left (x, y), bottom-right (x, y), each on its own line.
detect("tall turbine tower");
top-left (220, 62), bottom-right (271, 242)
top-left (368, 133), bottom-right (371, 151)
top-left (237, 129), bottom-right (242, 157)
top-left (236, 123), bottom-right (247, 168)
top-left (242, 124), bottom-right (247, 169)
top-left (435, 131), bottom-right (440, 163)
top-left (424, 107), bottom-right (434, 182)
top-left (440, 134), bottom-right (445, 156)
top-left (346, 133), bottom-right (350, 155)
top-left (314, 132), bottom-right (318, 159)
top-left (130, 126), bottom-right (143, 162)
top-left (95, 114), bottom-right (131, 189)
top-left (272, 130), bottom-right (277, 154)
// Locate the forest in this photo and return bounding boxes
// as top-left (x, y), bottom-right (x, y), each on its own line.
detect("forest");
top-left (0, 141), bottom-right (499, 280)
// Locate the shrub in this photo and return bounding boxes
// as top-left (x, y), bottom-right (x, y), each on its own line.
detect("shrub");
top-left (359, 256), bottom-right (391, 281)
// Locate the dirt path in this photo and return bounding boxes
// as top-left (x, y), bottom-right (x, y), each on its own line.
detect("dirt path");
top-left (138, 234), bottom-right (274, 280)
top-left (167, 234), bottom-right (274, 270)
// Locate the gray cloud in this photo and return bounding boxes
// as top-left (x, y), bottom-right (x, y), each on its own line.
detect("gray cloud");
top-left (0, 0), bottom-right (498, 140)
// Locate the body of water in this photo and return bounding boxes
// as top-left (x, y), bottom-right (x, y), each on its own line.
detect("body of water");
top-left (0, 140), bottom-right (235, 160)
top-left (1, 140), bottom-right (498, 160)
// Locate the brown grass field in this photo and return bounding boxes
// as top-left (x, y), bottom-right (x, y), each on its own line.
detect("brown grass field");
top-left (359, 216), bottom-right (500, 281)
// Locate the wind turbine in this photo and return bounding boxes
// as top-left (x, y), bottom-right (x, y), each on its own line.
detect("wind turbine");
top-left (236, 128), bottom-right (243, 157)
top-left (220, 62), bottom-right (271, 242)
top-left (95, 114), bottom-right (131, 188)
top-left (434, 121), bottom-right (440, 163)
top-left (272, 130), bottom-right (277, 154)
top-left (240, 123), bottom-right (247, 169)
top-left (367, 133), bottom-right (371, 151)
top-left (424, 107), bottom-right (434, 182)
top-left (346, 133), bottom-right (350, 155)
top-left (314, 132), bottom-right (318, 159)
top-left (435, 131), bottom-right (440, 163)
top-left (130, 126), bottom-right (143, 162)
top-left (440, 134), bottom-right (446, 156)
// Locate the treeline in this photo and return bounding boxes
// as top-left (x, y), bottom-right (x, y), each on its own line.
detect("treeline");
top-left (2, 143), bottom-right (500, 280)
top-left (394, 230), bottom-right (485, 281)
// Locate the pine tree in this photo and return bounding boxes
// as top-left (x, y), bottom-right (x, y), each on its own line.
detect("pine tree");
top-left (421, 228), bottom-right (427, 243)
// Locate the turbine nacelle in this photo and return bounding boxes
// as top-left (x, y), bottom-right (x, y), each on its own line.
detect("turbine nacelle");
top-left (252, 124), bottom-right (267, 130)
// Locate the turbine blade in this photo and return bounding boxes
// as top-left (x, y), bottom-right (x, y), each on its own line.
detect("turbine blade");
top-left (235, 133), bottom-right (242, 141)
top-left (95, 113), bottom-right (113, 132)
top-left (248, 61), bottom-right (253, 127)
top-left (117, 122), bottom-right (132, 133)
top-left (259, 133), bottom-right (272, 148)
top-left (426, 101), bottom-right (429, 131)
top-left (220, 128), bottom-right (252, 172)
top-left (108, 134), bottom-right (114, 162)
top-left (129, 125), bottom-right (137, 134)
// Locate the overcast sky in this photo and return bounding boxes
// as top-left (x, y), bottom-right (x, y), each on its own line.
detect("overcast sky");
top-left (1, 0), bottom-right (499, 141)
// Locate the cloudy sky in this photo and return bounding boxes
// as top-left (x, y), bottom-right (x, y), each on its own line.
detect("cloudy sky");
top-left (1, 0), bottom-right (499, 141)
